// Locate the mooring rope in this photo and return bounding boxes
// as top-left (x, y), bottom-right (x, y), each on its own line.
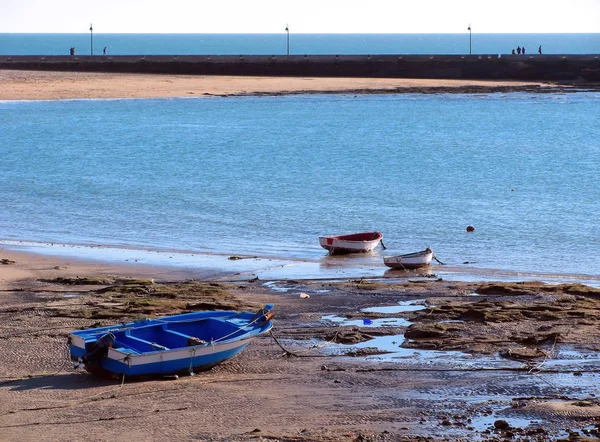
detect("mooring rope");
top-left (269, 330), bottom-right (298, 357)
top-left (432, 252), bottom-right (445, 265)
top-left (269, 329), bottom-right (340, 358)
top-left (209, 309), bottom-right (270, 345)
top-left (188, 348), bottom-right (197, 376)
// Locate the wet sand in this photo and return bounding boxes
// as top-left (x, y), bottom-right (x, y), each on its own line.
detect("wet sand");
top-left (0, 69), bottom-right (559, 101)
top-left (1, 248), bottom-right (600, 441)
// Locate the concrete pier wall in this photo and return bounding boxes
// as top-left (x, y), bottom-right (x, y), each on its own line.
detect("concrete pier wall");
top-left (1, 54), bottom-right (600, 81)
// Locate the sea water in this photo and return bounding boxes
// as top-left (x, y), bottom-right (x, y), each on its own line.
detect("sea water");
top-left (1, 92), bottom-right (599, 279)
top-left (0, 33), bottom-right (598, 56)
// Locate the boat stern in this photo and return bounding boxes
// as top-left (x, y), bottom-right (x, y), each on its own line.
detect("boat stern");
top-left (68, 333), bottom-right (87, 361)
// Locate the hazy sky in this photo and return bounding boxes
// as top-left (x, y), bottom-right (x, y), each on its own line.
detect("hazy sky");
top-left (2, 0), bottom-right (599, 33)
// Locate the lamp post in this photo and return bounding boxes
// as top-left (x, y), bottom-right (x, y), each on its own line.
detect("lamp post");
top-left (467, 24), bottom-right (472, 55)
top-left (89, 23), bottom-right (94, 56)
top-left (285, 24), bottom-right (289, 55)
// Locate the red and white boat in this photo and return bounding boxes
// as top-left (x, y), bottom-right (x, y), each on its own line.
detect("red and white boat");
top-left (319, 231), bottom-right (384, 255)
top-left (383, 248), bottom-right (434, 269)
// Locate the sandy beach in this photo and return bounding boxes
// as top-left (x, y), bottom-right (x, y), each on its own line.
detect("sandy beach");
top-left (1, 246), bottom-right (600, 441)
top-left (0, 69), bottom-right (559, 101)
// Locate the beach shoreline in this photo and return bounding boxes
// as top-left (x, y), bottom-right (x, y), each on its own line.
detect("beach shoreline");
top-left (3, 239), bottom-right (600, 289)
top-left (0, 69), bottom-right (566, 101)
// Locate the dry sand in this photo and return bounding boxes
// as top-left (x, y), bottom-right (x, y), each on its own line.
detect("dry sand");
top-left (1, 248), bottom-right (600, 441)
top-left (0, 69), bottom-right (557, 101)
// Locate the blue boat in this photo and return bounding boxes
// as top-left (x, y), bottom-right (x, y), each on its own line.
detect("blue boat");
top-left (68, 304), bottom-right (274, 377)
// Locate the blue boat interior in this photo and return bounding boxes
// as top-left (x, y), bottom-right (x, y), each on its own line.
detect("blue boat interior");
top-left (108, 318), bottom-right (249, 353)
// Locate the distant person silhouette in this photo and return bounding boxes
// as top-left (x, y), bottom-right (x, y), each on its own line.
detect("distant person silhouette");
top-left (538, 45), bottom-right (542, 54)
top-left (512, 48), bottom-right (516, 55)
top-left (103, 47), bottom-right (107, 55)
top-left (522, 46), bottom-right (526, 54)
top-left (517, 46), bottom-right (521, 54)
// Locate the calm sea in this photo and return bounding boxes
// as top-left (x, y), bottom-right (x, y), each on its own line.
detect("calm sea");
top-left (1, 92), bottom-right (599, 282)
top-left (0, 33), bottom-right (599, 56)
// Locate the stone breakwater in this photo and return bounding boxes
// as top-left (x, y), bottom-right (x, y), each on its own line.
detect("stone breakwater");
top-left (1, 54), bottom-right (600, 81)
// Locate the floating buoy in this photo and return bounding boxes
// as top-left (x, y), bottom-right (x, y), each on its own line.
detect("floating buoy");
top-left (466, 225), bottom-right (475, 232)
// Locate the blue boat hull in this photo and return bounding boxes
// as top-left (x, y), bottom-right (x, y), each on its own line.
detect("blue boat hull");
top-left (68, 305), bottom-right (273, 377)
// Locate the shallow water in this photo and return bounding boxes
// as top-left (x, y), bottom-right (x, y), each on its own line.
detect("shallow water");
top-left (363, 301), bottom-right (427, 314)
top-left (322, 315), bottom-right (412, 328)
top-left (1, 93), bottom-right (599, 283)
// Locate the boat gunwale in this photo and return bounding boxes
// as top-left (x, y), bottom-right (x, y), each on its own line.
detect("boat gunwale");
top-left (319, 231), bottom-right (383, 243)
top-left (383, 249), bottom-right (433, 261)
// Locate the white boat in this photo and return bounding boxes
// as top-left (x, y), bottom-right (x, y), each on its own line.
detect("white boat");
top-left (319, 231), bottom-right (384, 255)
top-left (383, 248), bottom-right (434, 269)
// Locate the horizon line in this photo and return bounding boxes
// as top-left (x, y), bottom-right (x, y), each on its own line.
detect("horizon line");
top-left (1, 31), bottom-right (599, 35)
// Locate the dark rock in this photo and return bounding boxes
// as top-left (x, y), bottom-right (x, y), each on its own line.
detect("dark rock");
top-left (494, 419), bottom-right (511, 430)
top-left (404, 323), bottom-right (447, 339)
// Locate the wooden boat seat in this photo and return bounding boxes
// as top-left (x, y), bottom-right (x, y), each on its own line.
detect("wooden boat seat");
top-left (161, 329), bottom-right (208, 347)
top-left (114, 333), bottom-right (170, 352)
top-left (167, 318), bottom-right (244, 342)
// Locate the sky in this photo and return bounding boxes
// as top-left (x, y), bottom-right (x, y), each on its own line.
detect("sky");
top-left (1, 0), bottom-right (599, 34)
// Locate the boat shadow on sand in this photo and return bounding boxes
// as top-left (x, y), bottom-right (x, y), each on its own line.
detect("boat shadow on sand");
top-left (5, 368), bottom-right (199, 392)
top-left (5, 372), bottom-right (116, 392)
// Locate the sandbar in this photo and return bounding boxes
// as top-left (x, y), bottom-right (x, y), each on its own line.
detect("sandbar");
top-left (0, 69), bottom-right (556, 101)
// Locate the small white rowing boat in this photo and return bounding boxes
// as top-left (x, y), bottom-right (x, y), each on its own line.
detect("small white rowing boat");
top-left (319, 231), bottom-right (384, 255)
top-left (383, 248), bottom-right (434, 269)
